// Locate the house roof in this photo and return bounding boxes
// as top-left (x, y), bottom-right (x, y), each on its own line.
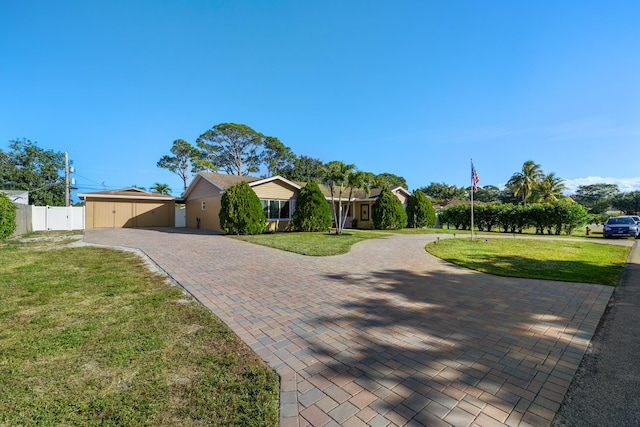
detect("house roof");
top-left (182, 172), bottom-right (302, 199)
top-left (78, 187), bottom-right (175, 201)
top-left (182, 172), bottom-right (411, 202)
top-left (315, 183), bottom-right (411, 201)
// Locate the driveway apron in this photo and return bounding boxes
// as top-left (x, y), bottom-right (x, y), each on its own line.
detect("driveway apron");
top-left (84, 228), bottom-right (612, 427)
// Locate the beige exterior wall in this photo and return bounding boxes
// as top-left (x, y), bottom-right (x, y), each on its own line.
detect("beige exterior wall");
top-left (85, 198), bottom-right (174, 228)
top-left (393, 190), bottom-right (409, 207)
top-left (189, 179), bottom-right (222, 199)
top-left (252, 181), bottom-right (299, 200)
top-left (186, 196), bottom-right (222, 231)
top-left (265, 219), bottom-right (294, 232)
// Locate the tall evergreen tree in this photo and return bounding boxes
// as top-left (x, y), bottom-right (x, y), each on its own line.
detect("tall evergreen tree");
top-left (197, 123), bottom-right (263, 176)
top-left (292, 180), bottom-right (332, 231)
top-left (406, 190), bottom-right (436, 228)
top-left (219, 181), bottom-right (266, 235)
top-left (372, 187), bottom-right (407, 230)
top-left (157, 139), bottom-right (200, 192)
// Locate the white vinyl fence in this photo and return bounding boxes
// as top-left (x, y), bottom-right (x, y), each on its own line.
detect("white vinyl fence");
top-left (13, 205), bottom-right (185, 236)
top-left (13, 206), bottom-right (85, 236)
top-left (32, 206), bottom-right (85, 231)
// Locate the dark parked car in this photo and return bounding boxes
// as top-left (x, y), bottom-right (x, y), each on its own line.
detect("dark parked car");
top-left (603, 216), bottom-right (640, 239)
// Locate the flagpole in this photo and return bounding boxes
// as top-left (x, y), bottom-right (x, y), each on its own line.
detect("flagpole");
top-left (471, 158), bottom-right (475, 241)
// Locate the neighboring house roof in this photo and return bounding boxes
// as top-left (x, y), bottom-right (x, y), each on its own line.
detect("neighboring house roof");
top-left (0, 189), bottom-right (29, 204)
top-left (78, 188), bottom-right (175, 201)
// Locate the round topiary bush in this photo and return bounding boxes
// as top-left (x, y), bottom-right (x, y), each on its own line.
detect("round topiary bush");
top-left (0, 193), bottom-right (17, 240)
top-left (219, 181), bottom-right (266, 235)
top-left (292, 180), bottom-right (332, 232)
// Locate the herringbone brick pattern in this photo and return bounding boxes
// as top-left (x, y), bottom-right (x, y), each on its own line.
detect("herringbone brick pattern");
top-left (84, 228), bottom-right (612, 427)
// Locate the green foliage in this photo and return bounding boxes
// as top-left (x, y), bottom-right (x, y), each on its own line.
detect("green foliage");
top-left (610, 191), bottom-right (640, 215)
top-left (373, 172), bottom-right (408, 189)
top-left (323, 161), bottom-right (363, 235)
top-left (438, 204), bottom-right (471, 230)
top-left (157, 139), bottom-right (200, 191)
top-left (406, 190), bottom-right (436, 228)
top-left (506, 160), bottom-right (544, 206)
top-left (197, 123), bottom-right (263, 176)
top-left (0, 139), bottom-right (66, 206)
top-left (473, 185), bottom-right (501, 202)
top-left (573, 183), bottom-right (620, 214)
top-left (419, 182), bottom-right (466, 201)
top-left (279, 155), bottom-right (325, 182)
top-left (219, 182), bottom-right (266, 235)
top-left (261, 136), bottom-right (296, 177)
top-left (0, 193), bottom-right (17, 239)
top-left (292, 180), bottom-right (332, 232)
top-left (439, 201), bottom-right (590, 235)
top-left (150, 183), bottom-right (172, 195)
top-left (372, 187), bottom-right (407, 230)
top-left (530, 172), bottom-right (567, 203)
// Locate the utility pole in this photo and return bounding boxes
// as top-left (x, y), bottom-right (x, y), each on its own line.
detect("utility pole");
top-left (65, 151), bottom-right (70, 207)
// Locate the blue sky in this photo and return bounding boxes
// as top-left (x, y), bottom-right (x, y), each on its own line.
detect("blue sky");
top-left (2, 1), bottom-right (639, 199)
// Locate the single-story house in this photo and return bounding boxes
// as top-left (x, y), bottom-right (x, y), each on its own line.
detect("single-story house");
top-left (182, 172), bottom-right (411, 232)
top-left (79, 188), bottom-right (175, 228)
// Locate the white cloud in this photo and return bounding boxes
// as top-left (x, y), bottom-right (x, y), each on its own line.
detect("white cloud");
top-left (563, 176), bottom-right (640, 193)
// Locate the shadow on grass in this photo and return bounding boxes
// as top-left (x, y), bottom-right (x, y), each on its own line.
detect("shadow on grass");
top-left (435, 253), bottom-right (626, 287)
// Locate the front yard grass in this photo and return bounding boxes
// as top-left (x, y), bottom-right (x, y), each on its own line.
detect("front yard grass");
top-left (0, 236), bottom-right (278, 426)
top-left (232, 229), bottom-right (389, 256)
top-left (426, 237), bottom-right (630, 286)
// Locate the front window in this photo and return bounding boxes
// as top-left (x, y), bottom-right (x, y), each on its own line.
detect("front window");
top-left (261, 199), bottom-right (291, 220)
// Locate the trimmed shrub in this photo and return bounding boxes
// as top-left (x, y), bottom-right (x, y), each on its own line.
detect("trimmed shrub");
top-left (406, 190), bottom-right (436, 228)
top-left (372, 187), bottom-right (407, 230)
top-left (0, 193), bottom-right (17, 239)
top-left (440, 201), bottom-right (589, 235)
top-left (219, 182), bottom-right (266, 235)
top-left (292, 180), bottom-right (332, 232)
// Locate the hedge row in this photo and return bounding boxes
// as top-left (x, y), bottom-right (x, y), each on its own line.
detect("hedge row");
top-left (439, 201), bottom-right (590, 235)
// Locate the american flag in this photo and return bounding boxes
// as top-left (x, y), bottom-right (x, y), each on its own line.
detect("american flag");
top-left (471, 162), bottom-right (479, 192)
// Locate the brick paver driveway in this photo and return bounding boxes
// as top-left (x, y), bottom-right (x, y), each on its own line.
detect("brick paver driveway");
top-left (84, 228), bottom-right (612, 427)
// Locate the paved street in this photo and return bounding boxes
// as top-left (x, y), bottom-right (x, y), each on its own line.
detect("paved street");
top-left (84, 228), bottom-right (613, 427)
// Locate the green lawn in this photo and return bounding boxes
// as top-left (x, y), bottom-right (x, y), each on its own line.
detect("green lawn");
top-left (426, 237), bottom-right (630, 286)
top-left (232, 229), bottom-right (389, 256)
top-left (0, 235), bottom-right (278, 427)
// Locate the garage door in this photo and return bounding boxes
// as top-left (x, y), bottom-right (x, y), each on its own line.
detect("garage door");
top-left (92, 201), bottom-right (135, 228)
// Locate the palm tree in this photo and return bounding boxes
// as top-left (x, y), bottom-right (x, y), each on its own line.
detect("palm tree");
top-left (150, 183), bottom-right (172, 195)
top-left (322, 161), bottom-right (356, 235)
top-left (507, 160), bottom-right (544, 206)
top-left (530, 173), bottom-right (567, 203)
top-left (340, 170), bottom-right (370, 231)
